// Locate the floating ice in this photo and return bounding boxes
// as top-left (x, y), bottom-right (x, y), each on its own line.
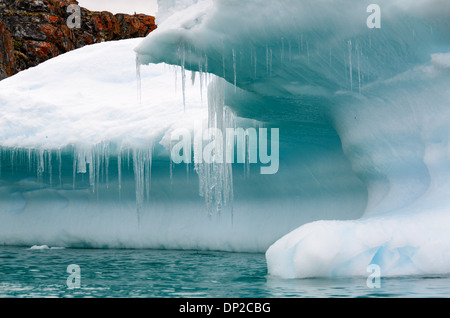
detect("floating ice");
top-left (135, 0), bottom-right (450, 277)
top-left (29, 245), bottom-right (50, 250)
top-left (1, 0), bottom-right (450, 280)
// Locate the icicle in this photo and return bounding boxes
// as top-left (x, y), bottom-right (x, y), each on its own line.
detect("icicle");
top-left (204, 53), bottom-right (209, 88)
top-left (74, 146), bottom-right (95, 191)
top-left (223, 106), bottom-right (235, 215)
top-left (105, 145), bottom-right (110, 189)
top-left (118, 150), bottom-right (122, 200)
top-left (194, 121), bottom-right (205, 198)
top-left (188, 44), bottom-right (193, 69)
top-left (145, 144), bottom-right (152, 202)
top-left (181, 64), bottom-right (186, 111)
top-left (232, 48), bottom-right (237, 92)
top-left (88, 149), bottom-right (95, 192)
top-left (178, 43), bottom-right (187, 111)
top-left (95, 147), bottom-right (100, 195)
top-left (37, 149), bottom-right (44, 181)
top-left (174, 65), bottom-right (178, 92)
top-left (73, 155), bottom-right (76, 189)
top-left (205, 161), bottom-right (213, 216)
top-left (57, 149), bottom-right (62, 187)
top-left (133, 149), bottom-right (145, 226)
top-left (10, 148), bottom-right (14, 175)
top-left (245, 133), bottom-right (251, 178)
top-left (27, 148), bottom-right (32, 173)
top-left (76, 148), bottom-right (87, 174)
top-left (191, 70), bottom-right (196, 86)
top-left (199, 77), bottom-right (234, 216)
top-left (348, 40), bottom-right (353, 92)
top-left (222, 53), bottom-right (226, 79)
top-left (196, 161), bottom-right (205, 198)
top-left (132, 146), bottom-right (152, 226)
top-left (48, 150), bottom-right (52, 186)
top-left (169, 144), bottom-right (173, 185)
top-left (198, 58), bottom-right (203, 102)
top-left (127, 148), bottom-right (130, 169)
top-left (100, 146), bottom-right (104, 185)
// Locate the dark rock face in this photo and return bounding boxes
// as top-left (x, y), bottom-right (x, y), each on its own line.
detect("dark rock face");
top-left (0, 0), bottom-right (157, 80)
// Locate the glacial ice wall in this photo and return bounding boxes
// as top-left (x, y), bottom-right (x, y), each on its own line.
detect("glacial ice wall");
top-left (135, 0), bottom-right (450, 277)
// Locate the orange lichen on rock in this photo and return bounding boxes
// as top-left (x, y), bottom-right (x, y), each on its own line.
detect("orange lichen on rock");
top-left (0, 0), bottom-right (157, 80)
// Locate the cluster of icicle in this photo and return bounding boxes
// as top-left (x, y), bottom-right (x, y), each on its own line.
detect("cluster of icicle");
top-left (0, 144), bottom-right (153, 224)
top-left (74, 143), bottom-right (154, 220)
top-left (195, 77), bottom-right (235, 217)
top-left (0, 70), bottom-right (238, 226)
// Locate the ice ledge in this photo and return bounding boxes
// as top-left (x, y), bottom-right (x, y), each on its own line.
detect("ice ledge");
top-left (266, 210), bottom-right (450, 279)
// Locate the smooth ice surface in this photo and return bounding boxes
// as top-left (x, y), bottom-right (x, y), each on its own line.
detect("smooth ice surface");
top-left (135, 0), bottom-right (450, 277)
top-left (0, 38), bottom-right (206, 149)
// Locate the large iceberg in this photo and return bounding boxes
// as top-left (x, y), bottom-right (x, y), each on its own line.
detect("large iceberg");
top-left (136, 0), bottom-right (450, 278)
top-left (1, 0), bottom-right (450, 278)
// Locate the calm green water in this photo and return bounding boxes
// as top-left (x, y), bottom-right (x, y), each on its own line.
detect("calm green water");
top-left (0, 246), bottom-right (449, 298)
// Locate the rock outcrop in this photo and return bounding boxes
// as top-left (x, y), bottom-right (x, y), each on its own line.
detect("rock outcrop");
top-left (0, 0), bottom-right (157, 80)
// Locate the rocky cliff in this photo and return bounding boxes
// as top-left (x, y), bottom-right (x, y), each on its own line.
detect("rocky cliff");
top-left (0, 0), bottom-right (157, 80)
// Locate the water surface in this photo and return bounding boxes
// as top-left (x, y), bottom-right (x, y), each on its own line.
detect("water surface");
top-left (0, 247), bottom-right (448, 298)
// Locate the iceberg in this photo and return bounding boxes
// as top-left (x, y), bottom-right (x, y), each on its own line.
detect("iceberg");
top-left (1, 0), bottom-right (450, 279)
top-left (135, 0), bottom-right (450, 278)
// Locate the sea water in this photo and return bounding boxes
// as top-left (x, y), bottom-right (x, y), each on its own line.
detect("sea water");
top-left (0, 246), bottom-right (449, 298)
